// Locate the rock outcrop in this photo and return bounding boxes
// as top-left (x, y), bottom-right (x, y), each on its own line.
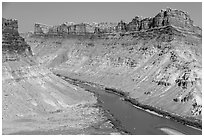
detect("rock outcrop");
top-left (2, 18), bottom-right (18, 34)
top-left (34, 23), bottom-right (50, 34)
top-left (34, 22), bottom-right (97, 35)
top-left (115, 20), bottom-right (127, 32)
top-left (33, 8), bottom-right (201, 36)
top-left (126, 8), bottom-right (201, 34)
top-left (95, 22), bottom-right (117, 33)
top-left (127, 16), bottom-right (142, 31)
top-left (2, 18), bottom-right (32, 62)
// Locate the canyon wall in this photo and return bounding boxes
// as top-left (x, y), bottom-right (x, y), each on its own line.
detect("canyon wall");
top-left (2, 18), bottom-right (18, 34)
top-left (2, 18), bottom-right (32, 62)
top-left (33, 8), bottom-right (201, 36)
top-left (127, 8), bottom-right (201, 33)
top-left (34, 22), bottom-right (96, 35)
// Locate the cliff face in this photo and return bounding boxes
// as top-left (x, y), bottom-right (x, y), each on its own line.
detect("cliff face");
top-left (34, 22), bottom-right (96, 35)
top-left (34, 23), bottom-right (50, 34)
top-left (2, 18), bottom-right (18, 34)
top-left (2, 18), bottom-right (32, 62)
top-left (127, 8), bottom-right (201, 34)
top-left (33, 8), bottom-right (201, 36)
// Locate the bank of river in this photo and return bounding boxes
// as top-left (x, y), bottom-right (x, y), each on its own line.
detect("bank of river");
top-left (58, 74), bottom-right (202, 135)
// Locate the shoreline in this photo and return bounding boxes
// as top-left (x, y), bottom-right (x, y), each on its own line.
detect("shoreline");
top-left (56, 74), bottom-right (202, 131)
top-left (59, 76), bottom-right (131, 134)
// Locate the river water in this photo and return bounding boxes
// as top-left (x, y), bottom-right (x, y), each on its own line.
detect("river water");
top-left (75, 80), bottom-right (202, 135)
top-left (11, 75), bottom-right (202, 135)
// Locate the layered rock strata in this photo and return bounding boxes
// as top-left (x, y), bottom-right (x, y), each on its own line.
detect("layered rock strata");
top-left (2, 18), bottom-right (32, 62)
top-left (33, 8), bottom-right (201, 36)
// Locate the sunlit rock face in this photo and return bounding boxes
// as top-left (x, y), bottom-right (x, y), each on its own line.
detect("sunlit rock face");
top-left (25, 8), bottom-right (202, 123)
top-left (34, 22), bottom-right (97, 35)
top-left (127, 8), bottom-right (201, 34)
top-left (33, 8), bottom-right (201, 38)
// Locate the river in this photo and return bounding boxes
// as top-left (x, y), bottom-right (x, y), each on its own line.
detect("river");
top-left (64, 76), bottom-right (202, 135)
top-left (11, 74), bottom-right (202, 135)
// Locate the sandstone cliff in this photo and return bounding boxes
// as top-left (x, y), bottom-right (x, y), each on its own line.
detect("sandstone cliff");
top-left (33, 8), bottom-right (201, 36)
top-left (2, 18), bottom-right (32, 62)
top-left (34, 22), bottom-right (96, 35)
top-left (127, 8), bottom-right (201, 34)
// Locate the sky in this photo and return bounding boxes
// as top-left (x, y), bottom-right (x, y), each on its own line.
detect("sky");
top-left (2, 2), bottom-right (202, 33)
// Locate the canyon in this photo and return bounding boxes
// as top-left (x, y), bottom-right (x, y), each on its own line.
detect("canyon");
top-left (2, 18), bottom-right (120, 135)
top-left (2, 7), bottom-right (202, 134)
top-left (34, 8), bottom-right (201, 35)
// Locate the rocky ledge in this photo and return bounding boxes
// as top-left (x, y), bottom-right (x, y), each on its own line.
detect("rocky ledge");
top-left (2, 18), bottom-right (32, 62)
top-left (33, 8), bottom-right (201, 36)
